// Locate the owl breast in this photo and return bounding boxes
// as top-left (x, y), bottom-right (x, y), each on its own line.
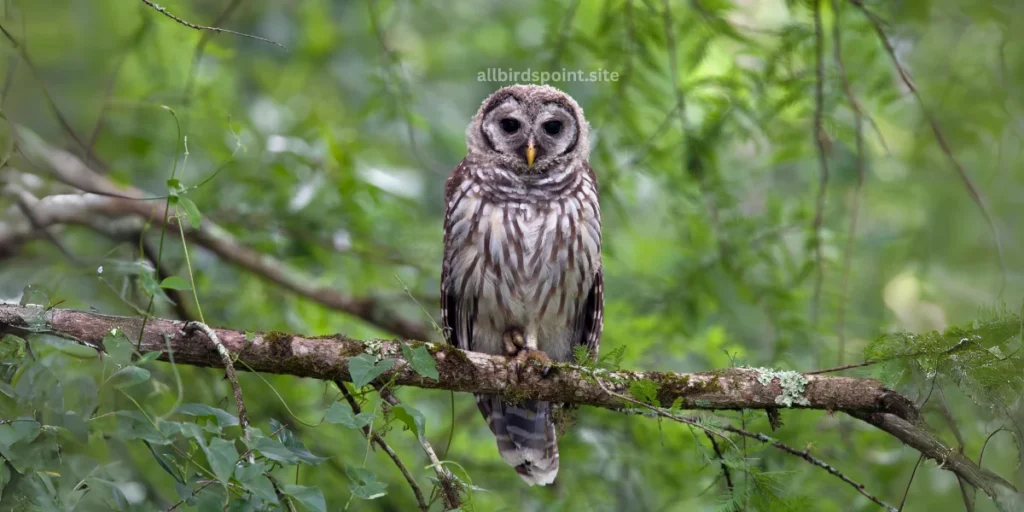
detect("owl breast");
top-left (444, 163), bottom-right (601, 361)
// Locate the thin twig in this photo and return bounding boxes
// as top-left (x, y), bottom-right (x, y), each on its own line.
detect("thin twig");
top-left (164, 480), bottom-right (216, 511)
top-left (377, 388), bottom-right (462, 510)
top-left (590, 370), bottom-right (897, 511)
top-left (897, 454), bottom-right (924, 511)
top-left (832, 0), bottom-right (866, 367)
top-left (660, 0), bottom-right (687, 165)
top-left (335, 380), bottom-right (429, 512)
top-left (4, 183), bottom-right (82, 265)
top-left (183, 0), bottom-right (244, 102)
top-left (364, 0), bottom-right (439, 175)
top-left (138, 0), bottom-right (285, 49)
top-left (0, 21), bottom-right (105, 170)
top-left (138, 236), bottom-right (193, 321)
top-left (851, 0), bottom-right (1007, 296)
top-left (810, 0), bottom-right (830, 367)
top-left (183, 321), bottom-right (252, 461)
top-left (706, 431), bottom-right (734, 493)
top-left (805, 359), bottom-right (879, 375)
top-left (548, 0), bottom-right (580, 69)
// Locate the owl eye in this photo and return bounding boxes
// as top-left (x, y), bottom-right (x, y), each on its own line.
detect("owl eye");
top-left (542, 120), bottom-right (563, 135)
top-left (499, 118), bottom-right (521, 133)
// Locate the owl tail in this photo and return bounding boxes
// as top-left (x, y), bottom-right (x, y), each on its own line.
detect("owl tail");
top-left (475, 394), bottom-right (559, 486)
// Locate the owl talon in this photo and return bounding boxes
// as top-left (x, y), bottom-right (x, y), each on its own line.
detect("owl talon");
top-left (513, 348), bottom-right (552, 379)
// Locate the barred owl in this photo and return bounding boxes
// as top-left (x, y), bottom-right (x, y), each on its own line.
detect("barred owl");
top-left (441, 84), bottom-right (603, 485)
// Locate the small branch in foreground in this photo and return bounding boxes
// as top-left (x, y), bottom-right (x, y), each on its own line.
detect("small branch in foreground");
top-left (335, 381), bottom-right (429, 512)
top-left (0, 304), bottom-right (1015, 509)
top-left (733, 420), bottom-right (897, 512)
top-left (183, 320), bottom-right (252, 461)
top-left (138, 0), bottom-right (286, 50)
top-left (706, 432), bottom-right (734, 493)
top-left (378, 388), bottom-right (462, 510)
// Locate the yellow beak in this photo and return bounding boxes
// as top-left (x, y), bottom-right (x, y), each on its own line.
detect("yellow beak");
top-left (526, 143), bottom-right (536, 169)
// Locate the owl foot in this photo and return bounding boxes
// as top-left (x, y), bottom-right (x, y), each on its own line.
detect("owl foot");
top-left (502, 328), bottom-right (526, 357)
top-left (513, 348), bottom-right (552, 379)
top-left (502, 328), bottom-right (551, 378)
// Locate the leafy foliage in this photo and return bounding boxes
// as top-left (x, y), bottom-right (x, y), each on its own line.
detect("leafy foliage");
top-left (0, 0), bottom-right (1023, 510)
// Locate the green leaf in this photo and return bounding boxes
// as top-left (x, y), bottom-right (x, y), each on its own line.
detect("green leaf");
top-left (177, 196), bottom-right (202, 229)
top-left (392, 403), bottom-right (426, 441)
top-left (324, 402), bottom-right (374, 429)
top-left (270, 419), bottom-right (327, 465)
top-left (348, 355), bottom-right (395, 388)
top-left (282, 485), bottom-right (326, 512)
top-left (159, 276), bottom-right (191, 291)
top-left (236, 467), bottom-right (276, 505)
top-left (55, 342), bottom-right (99, 359)
top-left (111, 411), bottom-right (168, 444)
top-left (0, 462), bottom-right (10, 496)
top-left (102, 330), bottom-right (134, 365)
top-left (205, 437), bottom-right (238, 485)
top-left (235, 463), bottom-right (277, 504)
top-left (344, 465), bottom-right (387, 500)
top-left (18, 284), bottom-right (48, 307)
top-left (175, 404), bottom-right (240, 427)
top-left (144, 440), bottom-right (185, 484)
top-left (252, 436), bottom-right (300, 464)
top-left (108, 366), bottom-right (151, 389)
top-left (0, 419), bottom-right (40, 449)
top-left (136, 351), bottom-right (162, 365)
top-left (401, 344), bottom-right (439, 381)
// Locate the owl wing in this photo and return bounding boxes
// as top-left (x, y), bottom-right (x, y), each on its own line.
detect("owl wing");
top-left (573, 162), bottom-right (604, 362)
top-left (575, 270), bottom-right (604, 361)
top-left (441, 159), bottom-right (474, 352)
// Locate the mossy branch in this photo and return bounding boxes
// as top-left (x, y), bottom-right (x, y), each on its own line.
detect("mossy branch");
top-left (0, 303), bottom-right (1017, 509)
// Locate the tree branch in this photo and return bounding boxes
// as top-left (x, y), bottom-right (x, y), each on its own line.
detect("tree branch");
top-left (0, 303), bottom-right (1016, 509)
top-left (1, 123), bottom-right (434, 341)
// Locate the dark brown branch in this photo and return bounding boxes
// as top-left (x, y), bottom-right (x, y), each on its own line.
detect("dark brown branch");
top-left (0, 305), bottom-right (916, 416)
top-left (0, 303), bottom-right (1016, 509)
top-left (850, 411), bottom-right (1018, 511)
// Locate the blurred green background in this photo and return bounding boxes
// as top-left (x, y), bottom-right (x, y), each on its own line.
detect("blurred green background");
top-left (0, 0), bottom-right (1022, 510)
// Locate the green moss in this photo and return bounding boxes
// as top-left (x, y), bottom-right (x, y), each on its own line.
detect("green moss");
top-left (646, 371), bottom-right (726, 407)
top-left (337, 343), bottom-right (365, 358)
top-left (703, 375), bottom-right (722, 393)
top-left (283, 353), bottom-right (347, 378)
top-left (501, 381), bottom-right (530, 406)
top-left (263, 331), bottom-right (294, 358)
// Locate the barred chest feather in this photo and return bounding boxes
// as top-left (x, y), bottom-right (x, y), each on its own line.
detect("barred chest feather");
top-left (444, 162), bottom-right (602, 361)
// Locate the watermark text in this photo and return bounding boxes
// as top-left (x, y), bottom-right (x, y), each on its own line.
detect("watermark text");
top-left (478, 67), bottom-right (620, 83)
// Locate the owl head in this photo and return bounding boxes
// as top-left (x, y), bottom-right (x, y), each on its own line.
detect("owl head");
top-left (466, 84), bottom-right (591, 174)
